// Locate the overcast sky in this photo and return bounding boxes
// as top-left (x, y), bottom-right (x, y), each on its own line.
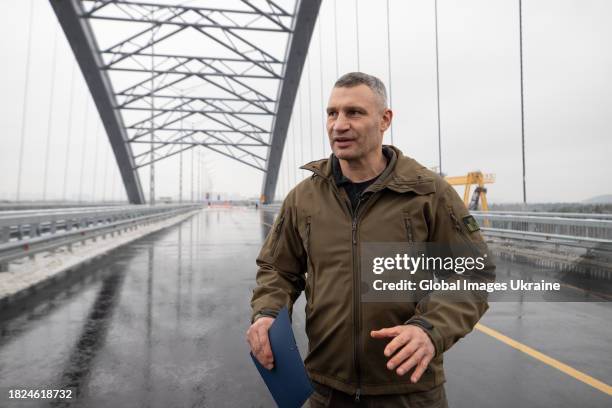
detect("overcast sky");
top-left (0, 0), bottom-right (610, 203)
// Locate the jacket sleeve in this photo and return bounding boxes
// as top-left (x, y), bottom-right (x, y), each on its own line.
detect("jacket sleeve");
top-left (406, 184), bottom-right (496, 357)
top-left (250, 193), bottom-right (306, 323)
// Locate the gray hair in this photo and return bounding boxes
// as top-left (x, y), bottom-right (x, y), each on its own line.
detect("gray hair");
top-left (334, 72), bottom-right (388, 108)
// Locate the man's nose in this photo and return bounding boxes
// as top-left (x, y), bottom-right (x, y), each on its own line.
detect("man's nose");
top-left (333, 113), bottom-right (350, 133)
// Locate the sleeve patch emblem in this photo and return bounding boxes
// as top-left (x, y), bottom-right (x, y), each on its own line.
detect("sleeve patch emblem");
top-left (463, 215), bottom-right (480, 233)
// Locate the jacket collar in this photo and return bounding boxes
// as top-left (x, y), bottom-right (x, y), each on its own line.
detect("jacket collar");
top-left (330, 146), bottom-right (394, 187)
top-left (300, 145), bottom-right (435, 194)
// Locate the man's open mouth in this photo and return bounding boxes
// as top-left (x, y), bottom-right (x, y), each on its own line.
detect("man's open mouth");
top-left (334, 137), bottom-right (355, 143)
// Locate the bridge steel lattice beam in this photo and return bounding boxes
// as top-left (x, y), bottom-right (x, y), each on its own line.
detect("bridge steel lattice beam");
top-left (52, 0), bottom-right (316, 202)
top-left (260, 0), bottom-right (322, 204)
top-left (50, 0), bottom-right (145, 204)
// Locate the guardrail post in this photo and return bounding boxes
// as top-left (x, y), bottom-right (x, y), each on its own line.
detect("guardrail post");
top-left (0, 226), bottom-right (10, 243)
top-left (0, 261), bottom-right (8, 272)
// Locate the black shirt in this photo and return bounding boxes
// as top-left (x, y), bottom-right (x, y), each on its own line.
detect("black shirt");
top-left (332, 148), bottom-right (391, 212)
top-left (343, 177), bottom-right (378, 211)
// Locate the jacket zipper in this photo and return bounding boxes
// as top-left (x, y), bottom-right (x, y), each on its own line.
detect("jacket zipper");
top-left (350, 194), bottom-right (379, 402)
top-left (351, 213), bottom-right (361, 402)
top-left (326, 178), bottom-right (386, 401)
top-left (326, 180), bottom-right (363, 401)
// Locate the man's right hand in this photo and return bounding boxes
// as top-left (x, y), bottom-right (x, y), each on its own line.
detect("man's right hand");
top-left (246, 316), bottom-right (275, 370)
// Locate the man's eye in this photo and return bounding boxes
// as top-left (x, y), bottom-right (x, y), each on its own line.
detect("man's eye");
top-left (327, 111), bottom-right (337, 117)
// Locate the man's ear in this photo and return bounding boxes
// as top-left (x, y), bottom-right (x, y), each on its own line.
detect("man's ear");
top-left (381, 108), bottom-right (393, 132)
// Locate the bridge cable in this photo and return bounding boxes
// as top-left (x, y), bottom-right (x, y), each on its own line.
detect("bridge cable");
top-left (292, 106), bottom-right (297, 185)
top-left (91, 121), bottom-right (101, 201)
top-left (179, 111), bottom-right (184, 203)
top-left (276, 152), bottom-right (280, 199)
top-left (78, 100), bottom-right (90, 203)
top-left (386, 0), bottom-right (394, 146)
top-left (308, 55), bottom-right (313, 161)
top-left (16, 0), bottom-right (35, 202)
top-left (179, 149), bottom-right (183, 203)
top-left (286, 138), bottom-right (290, 196)
top-left (62, 63), bottom-right (76, 201)
top-left (111, 155), bottom-right (118, 202)
top-left (289, 110), bottom-right (293, 189)
top-left (102, 140), bottom-right (109, 202)
top-left (292, 104), bottom-right (295, 184)
top-left (111, 161), bottom-right (116, 202)
top-left (42, 30), bottom-right (59, 201)
top-left (318, 18), bottom-right (326, 157)
top-left (518, 0), bottom-right (527, 203)
top-left (333, 0), bottom-right (339, 78)
top-left (197, 152), bottom-right (201, 202)
top-left (281, 152), bottom-right (285, 198)
top-left (355, 0), bottom-right (360, 71)
top-left (434, 0), bottom-right (443, 175)
top-left (278, 162), bottom-right (282, 199)
top-left (298, 87), bottom-right (304, 177)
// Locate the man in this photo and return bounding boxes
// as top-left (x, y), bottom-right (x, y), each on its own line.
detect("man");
top-left (247, 72), bottom-right (495, 407)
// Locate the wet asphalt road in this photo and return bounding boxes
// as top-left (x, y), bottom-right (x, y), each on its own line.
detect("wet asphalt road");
top-left (0, 208), bottom-right (610, 407)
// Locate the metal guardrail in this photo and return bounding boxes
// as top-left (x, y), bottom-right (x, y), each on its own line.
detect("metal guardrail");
top-left (471, 212), bottom-right (612, 243)
top-left (262, 205), bottom-right (612, 251)
top-left (481, 227), bottom-right (612, 251)
top-left (472, 210), bottom-right (612, 220)
top-left (0, 204), bottom-right (201, 271)
top-left (0, 202), bottom-right (129, 211)
top-left (0, 204), bottom-right (196, 243)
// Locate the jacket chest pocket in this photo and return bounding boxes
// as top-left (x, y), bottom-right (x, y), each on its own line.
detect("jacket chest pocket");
top-left (271, 214), bottom-right (286, 257)
top-left (401, 209), bottom-right (430, 243)
top-left (403, 214), bottom-right (414, 243)
top-left (387, 178), bottom-right (435, 243)
top-left (260, 213), bottom-right (286, 264)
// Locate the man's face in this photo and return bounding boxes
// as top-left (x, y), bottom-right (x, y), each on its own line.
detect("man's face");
top-left (326, 84), bottom-right (391, 161)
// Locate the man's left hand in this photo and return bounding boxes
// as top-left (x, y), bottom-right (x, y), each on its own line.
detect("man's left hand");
top-left (370, 325), bottom-right (435, 383)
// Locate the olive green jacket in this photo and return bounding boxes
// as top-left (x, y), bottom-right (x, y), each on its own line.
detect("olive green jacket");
top-left (251, 146), bottom-right (495, 395)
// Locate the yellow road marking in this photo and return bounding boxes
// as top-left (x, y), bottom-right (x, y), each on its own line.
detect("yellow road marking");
top-left (476, 323), bottom-right (612, 396)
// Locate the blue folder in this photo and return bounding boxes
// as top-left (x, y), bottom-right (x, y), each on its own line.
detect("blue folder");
top-left (250, 307), bottom-right (314, 408)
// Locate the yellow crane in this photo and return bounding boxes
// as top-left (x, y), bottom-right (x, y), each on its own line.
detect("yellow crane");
top-left (444, 171), bottom-right (495, 212)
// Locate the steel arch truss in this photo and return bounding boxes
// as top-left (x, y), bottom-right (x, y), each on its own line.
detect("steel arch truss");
top-left (52, 0), bottom-right (321, 202)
